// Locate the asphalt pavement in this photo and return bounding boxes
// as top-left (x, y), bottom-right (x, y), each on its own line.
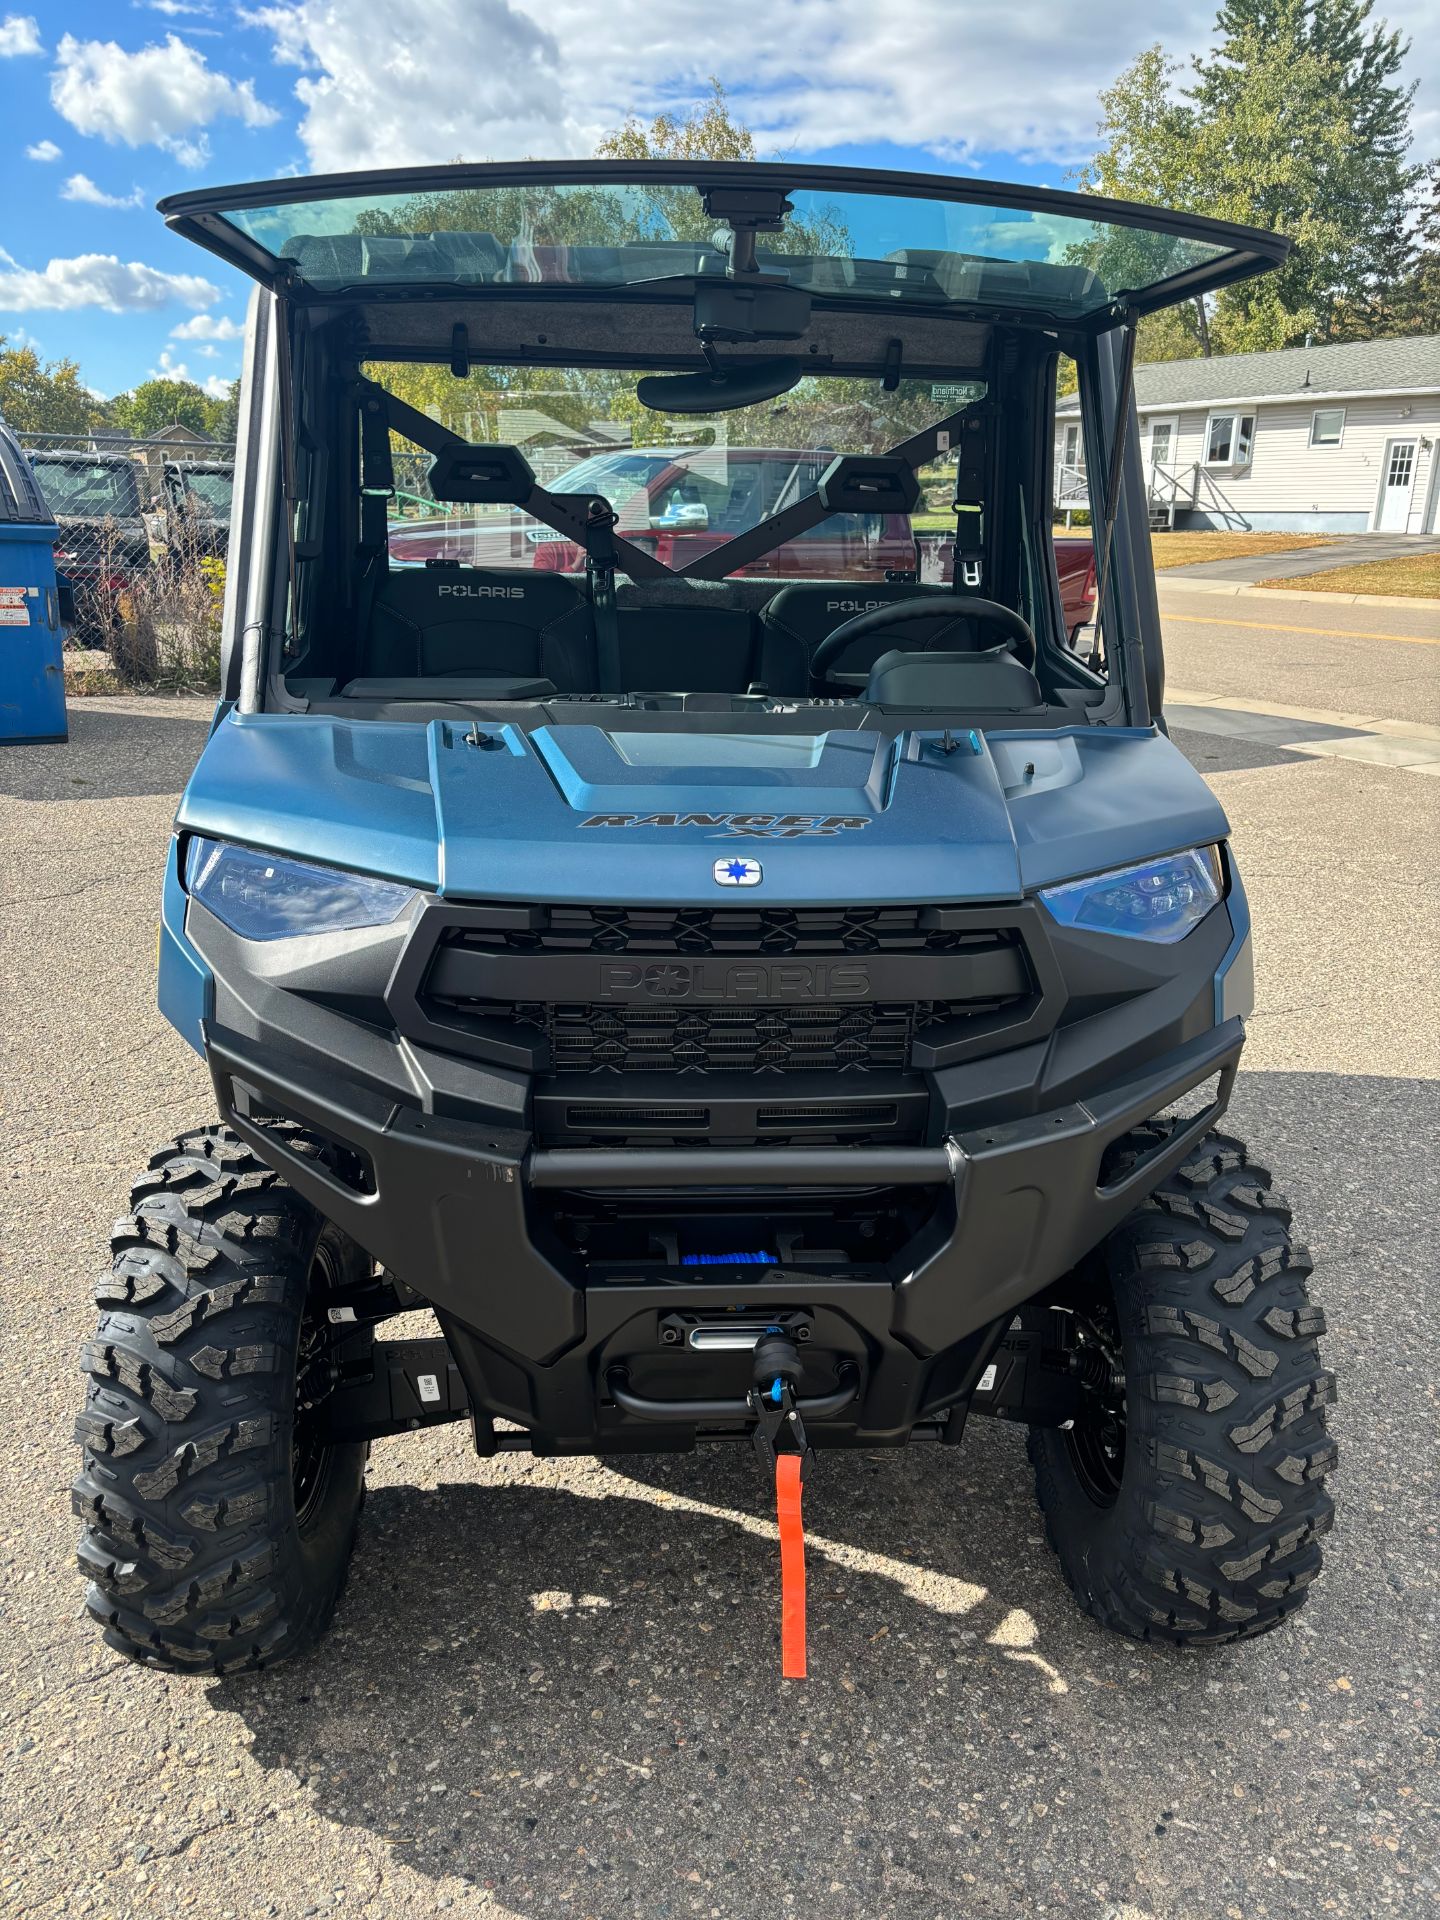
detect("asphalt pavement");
top-left (2, 604), bottom-right (1438, 1919)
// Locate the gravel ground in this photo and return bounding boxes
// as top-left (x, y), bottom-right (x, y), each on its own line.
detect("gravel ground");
top-left (2, 666), bottom-right (1437, 1920)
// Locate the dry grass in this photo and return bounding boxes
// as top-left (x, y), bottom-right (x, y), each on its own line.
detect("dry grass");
top-left (1150, 531), bottom-right (1339, 569)
top-left (1258, 551), bottom-right (1440, 599)
top-left (106, 509), bottom-right (224, 692)
top-left (1051, 529), bottom-right (1339, 569)
top-left (62, 651), bottom-right (122, 697)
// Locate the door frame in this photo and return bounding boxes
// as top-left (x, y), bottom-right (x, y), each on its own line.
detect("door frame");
top-left (1372, 435), bottom-right (1419, 532)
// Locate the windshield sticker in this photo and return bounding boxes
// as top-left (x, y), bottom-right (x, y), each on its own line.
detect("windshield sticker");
top-left (580, 812), bottom-right (870, 839)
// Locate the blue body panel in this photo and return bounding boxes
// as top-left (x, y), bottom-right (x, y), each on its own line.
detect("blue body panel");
top-left (157, 836), bottom-right (212, 1055)
top-left (1214, 858), bottom-right (1254, 1023)
top-left (174, 709), bottom-right (1232, 907)
top-left (0, 519), bottom-right (68, 745)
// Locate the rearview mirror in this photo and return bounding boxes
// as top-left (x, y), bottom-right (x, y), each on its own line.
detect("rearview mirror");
top-left (637, 356), bottom-right (803, 415)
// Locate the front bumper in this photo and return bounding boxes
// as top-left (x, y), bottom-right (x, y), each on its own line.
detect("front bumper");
top-left (207, 1014), bottom-right (1243, 1451)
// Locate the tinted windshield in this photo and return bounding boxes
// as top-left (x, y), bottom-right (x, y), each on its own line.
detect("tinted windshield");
top-left (192, 177), bottom-right (1243, 321)
top-left (32, 459), bottom-right (140, 520)
top-left (378, 363), bottom-right (977, 581)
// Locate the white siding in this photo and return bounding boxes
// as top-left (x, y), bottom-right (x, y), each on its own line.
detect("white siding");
top-left (1164, 395), bottom-right (1440, 530)
top-left (1057, 392), bottom-right (1440, 531)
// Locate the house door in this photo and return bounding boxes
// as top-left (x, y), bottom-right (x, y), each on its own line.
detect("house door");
top-left (1376, 438), bottom-right (1418, 532)
top-left (1146, 417), bottom-right (1179, 507)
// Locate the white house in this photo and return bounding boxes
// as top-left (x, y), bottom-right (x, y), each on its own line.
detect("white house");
top-left (1055, 333), bottom-right (1440, 534)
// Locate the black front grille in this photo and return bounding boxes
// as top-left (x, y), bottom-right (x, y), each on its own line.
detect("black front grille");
top-left (518, 1001), bottom-right (917, 1075)
top-left (447, 903), bottom-right (1014, 958)
top-left (565, 1103), bottom-right (709, 1131)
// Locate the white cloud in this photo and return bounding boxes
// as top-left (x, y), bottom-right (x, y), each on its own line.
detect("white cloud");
top-left (151, 346), bottom-right (232, 397)
top-left (246, 0), bottom-right (574, 170)
top-left (0, 14), bottom-right (41, 56)
top-left (50, 31), bottom-right (279, 168)
top-left (249, 0), bottom-right (1438, 174)
top-left (25, 138), bottom-right (61, 161)
top-left (169, 311), bottom-right (243, 341)
top-left (0, 250), bottom-right (220, 313)
top-left (143, 1), bottom-right (215, 13)
top-left (61, 172), bottom-right (146, 209)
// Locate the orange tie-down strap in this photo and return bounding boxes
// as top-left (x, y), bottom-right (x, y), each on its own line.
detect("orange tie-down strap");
top-left (775, 1453), bottom-right (808, 1680)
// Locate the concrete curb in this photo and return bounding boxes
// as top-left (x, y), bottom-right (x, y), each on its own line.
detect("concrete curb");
top-left (1156, 576), bottom-right (1440, 613)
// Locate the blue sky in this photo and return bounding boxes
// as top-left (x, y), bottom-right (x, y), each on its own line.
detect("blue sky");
top-left (1, 0), bottom-right (1434, 403)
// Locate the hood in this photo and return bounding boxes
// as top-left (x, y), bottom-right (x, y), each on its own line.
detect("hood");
top-left (177, 713), bottom-right (1230, 907)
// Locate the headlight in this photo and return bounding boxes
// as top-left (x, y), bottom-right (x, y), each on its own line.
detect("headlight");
top-left (1040, 846), bottom-right (1224, 944)
top-left (184, 836), bottom-right (417, 941)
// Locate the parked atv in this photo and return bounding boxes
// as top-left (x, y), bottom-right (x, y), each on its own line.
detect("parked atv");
top-left (74, 160), bottom-right (1334, 1674)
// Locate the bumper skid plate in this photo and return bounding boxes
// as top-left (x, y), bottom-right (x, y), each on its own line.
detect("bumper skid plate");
top-left (207, 1017), bottom-right (1243, 1452)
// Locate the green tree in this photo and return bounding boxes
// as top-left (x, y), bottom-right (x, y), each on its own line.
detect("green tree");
top-left (110, 377), bottom-right (216, 438)
top-left (201, 380), bottom-right (241, 442)
top-left (0, 336), bottom-right (104, 435)
top-left (1381, 158), bottom-right (1440, 336)
top-left (1079, 2), bottom-right (1424, 355)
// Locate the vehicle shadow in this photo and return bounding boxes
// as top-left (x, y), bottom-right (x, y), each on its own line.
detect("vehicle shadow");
top-left (206, 1423), bottom-right (1176, 1917)
top-left (0, 698), bottom-right (212, 802)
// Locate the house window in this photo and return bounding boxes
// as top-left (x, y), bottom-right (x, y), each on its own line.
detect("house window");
top-left (1206, 412), bottom-right (1255, 467)
top-left (1310, 408), bottom-right (1345, 447)
top-left (1061, 423), bottom-right (1081, 469)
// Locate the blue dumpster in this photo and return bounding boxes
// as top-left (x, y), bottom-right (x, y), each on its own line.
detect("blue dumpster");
top-left (0, 422), bottom-right (68, 745)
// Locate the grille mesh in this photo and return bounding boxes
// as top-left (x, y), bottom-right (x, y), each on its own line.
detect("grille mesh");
top-left (449, 904), bottom-right (1012, 958)
top-left (522, 1002), bottom-right (915, 1075)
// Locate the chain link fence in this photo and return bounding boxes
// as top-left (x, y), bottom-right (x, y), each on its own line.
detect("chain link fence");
top-left (16, 432), bottom-right (235, 686)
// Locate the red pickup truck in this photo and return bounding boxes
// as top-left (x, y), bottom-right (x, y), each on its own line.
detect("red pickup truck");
top-left (387, 444), bottom-right (1097, 640)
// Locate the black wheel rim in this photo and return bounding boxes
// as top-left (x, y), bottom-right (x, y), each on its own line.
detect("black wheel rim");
top-left (292, 1235), bottom-right (341, 1526)
top-left (1064, 1302), bottom-right (1127, 1509)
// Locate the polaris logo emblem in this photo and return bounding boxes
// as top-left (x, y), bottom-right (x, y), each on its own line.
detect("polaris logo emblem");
top-left (714, 856), bottom-right (761, 887)
top-left (436, 584), bottom-right (524, 599)
top-left (580, 812), bottom-right (869, 839)
top-left (600, 962), bottom-right (871, 1002)
top-left (825, 598), bottom-right (889, 613)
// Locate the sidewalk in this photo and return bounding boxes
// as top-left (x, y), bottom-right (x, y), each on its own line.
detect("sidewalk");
top-left (1166, 686), bottom-right (1440, 777)
top-left (1157, 573), bottom-right (1440, 618)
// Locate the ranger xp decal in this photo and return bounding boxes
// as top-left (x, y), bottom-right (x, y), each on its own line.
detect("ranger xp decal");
top-left (580, 812), bottom-right (871, 838)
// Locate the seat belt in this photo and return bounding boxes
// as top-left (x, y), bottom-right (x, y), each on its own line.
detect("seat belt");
top-left (356, 388), bottom-right (394, 662)
top-left (566, 494), bottom-right (623, 694)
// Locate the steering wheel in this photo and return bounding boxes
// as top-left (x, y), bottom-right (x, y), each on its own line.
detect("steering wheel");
top-left (809, 595), bottom-right (1038, 689)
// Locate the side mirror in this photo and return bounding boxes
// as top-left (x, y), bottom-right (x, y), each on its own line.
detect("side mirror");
top-left (651, 501), bottom-right (710, 532)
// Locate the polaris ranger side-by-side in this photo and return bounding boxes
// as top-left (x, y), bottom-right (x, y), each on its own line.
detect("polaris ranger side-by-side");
top-left (73, 162), bottom-right (1335, 1675)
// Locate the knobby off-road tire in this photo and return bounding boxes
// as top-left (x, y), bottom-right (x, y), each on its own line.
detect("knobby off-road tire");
top-left (73, 1125), bottom-right (370, 1673)
top-left (1029, 1127), bottom-right (1336, 1645)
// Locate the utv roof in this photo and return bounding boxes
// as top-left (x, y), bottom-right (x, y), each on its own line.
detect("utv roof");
top-left (158, 160), bottom-right (1289, 334)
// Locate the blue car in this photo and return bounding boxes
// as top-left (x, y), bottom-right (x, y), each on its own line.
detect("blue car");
top-left (74, 161), bottom-right (1334, 1676)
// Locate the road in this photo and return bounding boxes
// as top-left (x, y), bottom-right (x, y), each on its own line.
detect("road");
top-left (2, 599), bottom-right (1437, 1920)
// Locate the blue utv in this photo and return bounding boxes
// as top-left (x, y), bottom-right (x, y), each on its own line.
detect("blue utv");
top-left (73, 161), bottom-right (1335, 1675)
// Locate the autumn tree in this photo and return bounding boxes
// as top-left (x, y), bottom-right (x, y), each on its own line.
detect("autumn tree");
top-left (0, 337), bottom-right (104, 436)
